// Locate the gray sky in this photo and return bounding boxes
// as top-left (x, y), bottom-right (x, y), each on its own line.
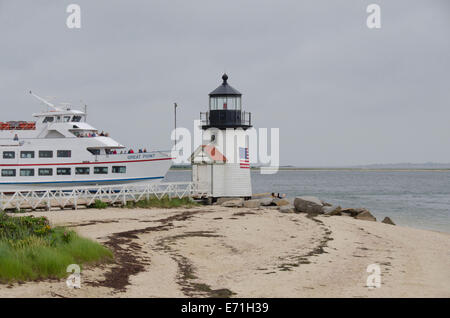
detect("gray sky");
top-left (0, 0), bottom-right (449, 166)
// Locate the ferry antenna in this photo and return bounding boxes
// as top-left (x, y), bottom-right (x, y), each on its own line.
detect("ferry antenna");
top-left (29, 90), bottom-right (61, 111)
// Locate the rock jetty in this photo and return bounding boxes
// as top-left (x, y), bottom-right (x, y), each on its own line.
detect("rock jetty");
top-left (214, 194), bottom-right (395, 224)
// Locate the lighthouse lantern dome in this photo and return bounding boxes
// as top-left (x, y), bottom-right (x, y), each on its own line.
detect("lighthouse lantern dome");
top-left (202, 74), bottom-right (251, 129)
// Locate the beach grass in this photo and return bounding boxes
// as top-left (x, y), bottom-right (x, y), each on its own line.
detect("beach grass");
top-left (0, 213), bottom-right (113, 283)
top-left (125, 196), bottom-right (199, 209)
top-left (90, 199), bottom-right (109, 209)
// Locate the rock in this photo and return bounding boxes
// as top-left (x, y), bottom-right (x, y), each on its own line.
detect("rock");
top-left (259, 197), bottom-right (275, 206)
top-left (221, 198), bottom-right (244, 207)
top-left (243, 199), bottom-right (261, 208)
top-left (273, 198), bottom-right (290, 206)
top-left (279, 205), bottom-right (295, 213)
top-left (293, 196), bottom-right (323, 214)
top-left (382, 217), bottom-right (395, 225)
top-left (354, 210), bottom-right (376, 222)
top-left (340, 208), bottom-right (364, 217)
top-left (322, 205), bottom-right (341, 216)
top-left (321, 200), bottom-right (332, 207)
top-left (216, 197), bottom-right (238, 205)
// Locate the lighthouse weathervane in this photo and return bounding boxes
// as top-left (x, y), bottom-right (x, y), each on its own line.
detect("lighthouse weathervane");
top-left (191, 74), bottom-right (253, 200)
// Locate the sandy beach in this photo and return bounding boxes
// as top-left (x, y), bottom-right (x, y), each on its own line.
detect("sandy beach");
top-left (0, 206), bottom-right (449, 298)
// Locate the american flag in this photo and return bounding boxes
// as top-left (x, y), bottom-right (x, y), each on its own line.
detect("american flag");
top-left (239, 147), bottom-right (249, 169)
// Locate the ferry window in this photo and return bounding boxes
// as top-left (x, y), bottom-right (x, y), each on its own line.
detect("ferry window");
top-left (39, 150), bottom-right (53, 158)
top-left (72, 116), bottom-right (82, 122)
top-left (63, 116), bottom-right (71, 122)
top-left (43, 117), bottom-right (54, 123)
top-left (75, 167), bottom-right (90, 175)
top-left (112, 166), bottom-right (126, 173)
top-left (20, 169), bottom-right (34, 177)
top-left (20, 151), bottom-right (35, 159)
top-left (57, 150), bottom-right (71, 158)
top-left (88, 149), bottom-right (100, 155)
top-left (94, 167), bottom-right (108, 174)
top-left (57, 168), bottom-right (71, 175)
top-left (3, 151), bottom-right (15, 159)
top-left (38, 168), bottom-right (53, 176)
top-left (1, 169), bottom-right (16, 177)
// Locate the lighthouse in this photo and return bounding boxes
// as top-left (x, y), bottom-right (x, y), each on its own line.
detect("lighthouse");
top-left (191, 74), bottom-right (252, 200)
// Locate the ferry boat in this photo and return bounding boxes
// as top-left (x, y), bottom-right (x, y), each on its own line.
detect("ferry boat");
top-left (0, 92), bottom-right (173, 191)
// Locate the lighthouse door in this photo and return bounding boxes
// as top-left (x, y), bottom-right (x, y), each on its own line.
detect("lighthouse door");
top-left (195, 164), bottom-right (212, 196)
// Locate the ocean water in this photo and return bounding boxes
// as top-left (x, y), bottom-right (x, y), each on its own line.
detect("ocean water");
top-left (165, 170), bottom-right (450, 233)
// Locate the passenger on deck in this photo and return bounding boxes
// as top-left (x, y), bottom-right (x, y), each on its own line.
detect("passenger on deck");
top-left (143, 148), bottom-right (147, 153)
top-left (128, 149), bottom-right (134, 154)
top-left (139, 149), bottom-right (143, 153)
top-left (13, 134), bottom-right (19, 141)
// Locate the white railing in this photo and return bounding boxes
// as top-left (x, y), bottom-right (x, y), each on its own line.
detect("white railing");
top-left (0, 182), bottom-right (209, 211)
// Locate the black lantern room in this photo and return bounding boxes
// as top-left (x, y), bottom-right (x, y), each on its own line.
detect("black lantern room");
top-left (201, 74), bottom-right (252, 130)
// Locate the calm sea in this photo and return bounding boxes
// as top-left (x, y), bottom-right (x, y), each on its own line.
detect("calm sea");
top-left (165, 170), bottom-right (450, 233)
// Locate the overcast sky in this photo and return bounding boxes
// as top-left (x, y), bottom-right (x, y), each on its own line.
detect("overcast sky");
top-left (0, 0), bottom-right (449, 166)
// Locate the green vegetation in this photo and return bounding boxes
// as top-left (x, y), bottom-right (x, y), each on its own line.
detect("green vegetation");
top-left (90, 199), bottom-right (109, 209)
top-left (0, 212), bottom-right (113, 283)
top-left (125, 196), bottom-right (199, 209)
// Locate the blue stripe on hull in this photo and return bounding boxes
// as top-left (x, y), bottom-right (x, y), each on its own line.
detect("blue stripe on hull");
top-left (0, 176), bottom-right (164, 185)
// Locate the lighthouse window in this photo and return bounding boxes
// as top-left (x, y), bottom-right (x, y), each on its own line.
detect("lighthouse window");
top-left (1, 169), bottom-right (16, 177)
top-left (57, 168), bottom-right (71, 175)
top-left (20, 151), bottom-right (35, 159)
top-left (57, 150), bottom-right (71, 158)
top-left (75, 167), bottom-right (90, 175)
top-left (112, 166), bottom-right (126, 173)
top-left (3, 151), bottom-right (15, 159)
top-left (38, 168), bottom-right (53, 176)
top-left (216, 97), bottom-right (227, 110)
top-left (39, 150), bottom-right (53, 158)
top-left (20, 169), bottom-right (35, 177)
top-left (94, 167), bottom-right (108, 174)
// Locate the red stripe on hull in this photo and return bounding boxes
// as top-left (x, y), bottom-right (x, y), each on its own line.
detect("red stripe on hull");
top-left (0, 157), bottom-right (173, 167)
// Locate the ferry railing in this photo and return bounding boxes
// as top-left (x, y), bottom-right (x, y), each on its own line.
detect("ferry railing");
top-left (0, 182), bottom-right (209, 211)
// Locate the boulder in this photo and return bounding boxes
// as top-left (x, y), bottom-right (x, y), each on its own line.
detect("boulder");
top-left (221, 199), bottom-right (244, 207)
top-left (340, 208), bottom-right (365, 217)
top-left (354, 210), bottom-right (376, 222)
top-left (322, 205), bottom-right (341, 216)
top-left (259, 197), bottom-right (275, 206)
top-left (381, 217), bottom-right (395, 225)
top-left (243, 199), bottom-right (261, 208)
top-left (294, 196), bottom-right (323, 214)
top-left (279, 205), bottom-right (295, 213)
top-left (321, 200), bottom-right (332, 207)
top-left (273, 198), bottom-right (290, 206)
top-left (216, 197), bottom-right (238, 205)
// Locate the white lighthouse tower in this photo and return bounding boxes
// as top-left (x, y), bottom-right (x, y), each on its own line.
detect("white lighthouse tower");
top-left (191, 74), bottom-right (252, 200)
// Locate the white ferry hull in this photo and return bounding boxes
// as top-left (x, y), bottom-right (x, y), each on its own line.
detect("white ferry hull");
top-left (0, 154), bottom-right (173, 191)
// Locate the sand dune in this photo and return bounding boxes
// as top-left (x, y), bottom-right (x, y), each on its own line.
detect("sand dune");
top-left (1, 206), bottom-right (449, 298)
